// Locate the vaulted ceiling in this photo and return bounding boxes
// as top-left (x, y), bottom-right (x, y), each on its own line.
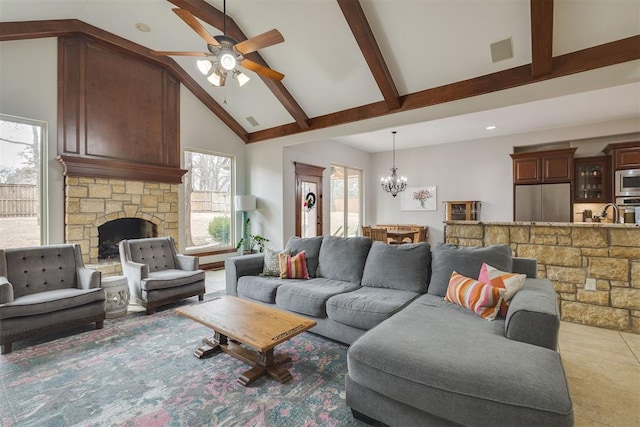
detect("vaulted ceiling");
top-left (1, 0), bottom-right (639, 152)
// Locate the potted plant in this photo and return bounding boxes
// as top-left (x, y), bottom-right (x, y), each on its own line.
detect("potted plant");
top-left (236, 234), bottom-right (270, 254)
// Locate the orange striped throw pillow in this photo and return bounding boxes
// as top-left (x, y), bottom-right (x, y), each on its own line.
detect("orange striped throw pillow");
top-left (279, 250), bottom-right (310, 279)
top-left (445, 271), bottom-right (504, 321)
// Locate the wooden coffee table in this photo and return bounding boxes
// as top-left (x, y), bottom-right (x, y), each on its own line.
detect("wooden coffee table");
top-left (176, 296), bottom-right (317, 386)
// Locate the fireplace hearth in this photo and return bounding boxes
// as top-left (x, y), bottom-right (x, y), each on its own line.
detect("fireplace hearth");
top-left (98, 218), bottom-right (156, 260)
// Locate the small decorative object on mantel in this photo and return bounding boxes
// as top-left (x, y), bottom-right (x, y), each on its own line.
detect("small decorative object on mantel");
top-left (381, 131), bottom-right (407, 197)
top-left (402, 186), bottom-right (437, 211)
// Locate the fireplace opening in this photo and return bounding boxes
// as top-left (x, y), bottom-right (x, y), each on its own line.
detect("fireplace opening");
top-left (98, 218), bottom-right (156, 260)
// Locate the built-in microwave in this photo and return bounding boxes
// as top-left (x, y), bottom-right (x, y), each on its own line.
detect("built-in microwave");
top-left (615, 169), bottom-right (640, 197)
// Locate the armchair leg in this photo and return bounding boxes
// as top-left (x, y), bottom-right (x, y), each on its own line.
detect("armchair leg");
top-left (146, 307), bottom-right (154, 315)
top-left (198, 293), bottom-right (204, 302)
top-left (96, 321), bottom-right (104, 330)
top-left (1, 340), bottom-right (12, 355)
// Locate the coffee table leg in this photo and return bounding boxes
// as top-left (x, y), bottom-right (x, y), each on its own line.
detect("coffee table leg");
top-left (194, 331), bottom-right (228, 359)
top-left (236, 349), bottom-right (293, 386)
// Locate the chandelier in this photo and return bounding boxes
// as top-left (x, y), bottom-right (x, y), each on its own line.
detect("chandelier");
top-left (381, 131), bottom-right (407, 197)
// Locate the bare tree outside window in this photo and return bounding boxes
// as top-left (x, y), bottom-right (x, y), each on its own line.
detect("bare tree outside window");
top-left (0, 116), bottom-right (45, 248)
top-left (184, 150), bottom-right (233, 252)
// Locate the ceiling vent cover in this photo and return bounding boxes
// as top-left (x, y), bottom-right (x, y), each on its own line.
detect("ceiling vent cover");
top-left (246, 116), bottom-right (260, 127)
top-left (490, 38), bottom-right (513, 63)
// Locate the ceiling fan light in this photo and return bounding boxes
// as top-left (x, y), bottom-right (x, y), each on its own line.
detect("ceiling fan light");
top-left (207, 70), bottom-right (223, 87)
top-left (219, 52), bottom-right (236, 71)
top-left (235, 70), bottom-right (250, 87)
top-left (196, 59), bottom-right (212, 75)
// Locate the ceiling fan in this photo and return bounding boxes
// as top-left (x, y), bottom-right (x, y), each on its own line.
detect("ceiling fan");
top-left (151, 4), bottom-right (285, 88)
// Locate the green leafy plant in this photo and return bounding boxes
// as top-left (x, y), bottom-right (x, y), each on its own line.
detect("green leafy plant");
top-left (236, 234), bottom-right (270, 253)
top-left (208, 217), bottom-right (230, 245)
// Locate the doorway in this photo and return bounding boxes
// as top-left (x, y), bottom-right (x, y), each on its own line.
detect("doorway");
top-left (295, 162), bottom-right (324, 237)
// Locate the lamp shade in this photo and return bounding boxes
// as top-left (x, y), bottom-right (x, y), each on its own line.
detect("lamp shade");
top-left (235, 195), bottom-right (256, 211)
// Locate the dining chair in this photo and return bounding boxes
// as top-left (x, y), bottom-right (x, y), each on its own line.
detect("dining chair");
top-left (412, 226), bottom-right (428, 242)
top-left (370, 227), bottom-right (389, 243)
top-left (361, 225), bottom-right (371, 238)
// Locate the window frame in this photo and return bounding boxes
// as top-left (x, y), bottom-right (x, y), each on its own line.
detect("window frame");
top-left (329, 163), bottom-right (363, 238)
top-left (183, 147), bottom-right (236, 256)
top-left (0, 113), bottom-right (48, 246)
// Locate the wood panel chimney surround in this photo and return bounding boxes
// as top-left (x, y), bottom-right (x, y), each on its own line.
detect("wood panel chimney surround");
top-left (56, 35), bottom-right (186, 183)
top-left (56, 35), bottom-right (187, 266)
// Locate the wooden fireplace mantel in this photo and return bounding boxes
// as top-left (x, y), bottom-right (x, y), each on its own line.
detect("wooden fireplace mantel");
top-left (57, 155), bottom-right (188, 184)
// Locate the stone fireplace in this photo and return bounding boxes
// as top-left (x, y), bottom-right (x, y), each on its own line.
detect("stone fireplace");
top-left (64, 176), bottom-right (179, 274)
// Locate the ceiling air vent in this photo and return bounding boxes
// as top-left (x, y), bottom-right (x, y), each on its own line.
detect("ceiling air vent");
top-left (490, 38), bottom-right (513, 63)
top-left (246, 116), bottom-right (260, 127)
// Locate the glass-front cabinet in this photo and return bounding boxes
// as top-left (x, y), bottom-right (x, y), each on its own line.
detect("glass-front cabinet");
top-left (574, 156), bottom-right (610, 203)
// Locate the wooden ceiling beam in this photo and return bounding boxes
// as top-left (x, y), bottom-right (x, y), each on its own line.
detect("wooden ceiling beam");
top-left (0, 19), bottom-right (250, 143)
top-left (530, 0), bottom-right (554, 77)
top-left (249, 35), bottom-right (640, 143)
top-left (168, 0), bottom-right (310, 130)
top-left (337, 0), bottom-right (400, 110)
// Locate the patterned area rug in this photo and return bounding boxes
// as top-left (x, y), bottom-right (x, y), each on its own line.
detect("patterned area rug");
top-left (0, 294), bottom-right (365, 426)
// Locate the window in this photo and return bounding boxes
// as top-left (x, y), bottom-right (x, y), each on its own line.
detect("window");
top-left (184, 150), bottom-right (233, 253)
top-left (330, 165), bottom-right (362, 237)
top-left (0, 115), bottom-right (47, 248)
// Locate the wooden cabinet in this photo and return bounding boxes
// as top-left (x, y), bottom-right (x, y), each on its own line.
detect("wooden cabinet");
top-left (444, 201), bottom-right (481, 221)
top-left (603, 142), bottom-right (640, 170)
top-left (574, 156), bottom-right (610, 203)
top-left (511, 148), bottom-right (576, 184)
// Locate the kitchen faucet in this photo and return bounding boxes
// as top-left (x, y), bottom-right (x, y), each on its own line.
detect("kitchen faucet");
top-left (600, 203), bottom-right (621, 223)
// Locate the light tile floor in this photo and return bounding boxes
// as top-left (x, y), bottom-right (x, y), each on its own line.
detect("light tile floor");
top-left (559, 322), bottom-right (640, 426)
top-left (205, 270), bottom-right (639, 425)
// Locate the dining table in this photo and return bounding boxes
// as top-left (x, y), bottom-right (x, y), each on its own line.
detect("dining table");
top-left (386, 230), bottom-right (415, 244)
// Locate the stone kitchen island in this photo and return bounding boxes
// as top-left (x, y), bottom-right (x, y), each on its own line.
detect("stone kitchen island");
top-left (445, 221), bottom-right (640, 333)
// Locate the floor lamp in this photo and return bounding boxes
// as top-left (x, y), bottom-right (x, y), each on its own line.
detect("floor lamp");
top-left (235, 195), bottom-right (256, 252)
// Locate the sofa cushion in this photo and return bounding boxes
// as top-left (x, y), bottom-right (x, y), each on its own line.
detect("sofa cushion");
top-left (262, 248), bottom-right (289, 277)
top-left (428, 243), bottom-right (512, 297)
top-left (445, 272), bottom-right (504, 321)
top-left (142, 269), bottom-right (205, 291)
top-left (126, 237), bottom-right (177, 272)
top-left (285, 236), bottom-right (323, 277)
top-left (279, 251), bottom-right (309, 279)
top-left (347, 294), bottom-right (573, 426)
top-left (479, 262), bottom-right (527, 316)
top-left (316, 236), bottom-right (372, 285)
top-left (3, 245), bottom-right (80, 298)
top-left (327, 287), bottom-right (419, 330)
top-left (237, 275), bottom-right (286, 303)
top-left (361, 242), bottom-right (431, 293)
top-left (0, 288), bottom-right (105, 320)
top-left (275, 278), bottom-right (361, 317)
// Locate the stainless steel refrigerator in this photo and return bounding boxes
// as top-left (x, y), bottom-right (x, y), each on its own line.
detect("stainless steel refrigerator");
top-left (515, 183), bottom-right (571, 222)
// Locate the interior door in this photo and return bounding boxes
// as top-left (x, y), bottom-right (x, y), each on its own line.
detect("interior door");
top-left (295, 162), bottom-right (325, 237)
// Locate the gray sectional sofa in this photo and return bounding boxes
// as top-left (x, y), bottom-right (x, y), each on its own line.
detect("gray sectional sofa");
top-left (225, 236), bottom-right (573, 426)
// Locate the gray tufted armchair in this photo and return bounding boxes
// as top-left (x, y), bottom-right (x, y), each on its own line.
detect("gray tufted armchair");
top-left (119, 237), bottom-right (205, 314)
top-left (0, 244), bottom-right (106, 354)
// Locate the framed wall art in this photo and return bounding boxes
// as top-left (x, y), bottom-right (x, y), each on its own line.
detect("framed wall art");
top-left (401, 186), bottom-right (437, 211)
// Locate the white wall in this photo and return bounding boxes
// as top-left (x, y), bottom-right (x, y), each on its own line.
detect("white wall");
top-left (246, 139), bottom-right (371, 250)
top-left (371, 118), bottom-right (640, 244)
top-left (178, 85), bottom-right (247, 259)
top-left (0, 38), bottom-right (247, 256)
top-left (0, 38), bottom-right (61, 244)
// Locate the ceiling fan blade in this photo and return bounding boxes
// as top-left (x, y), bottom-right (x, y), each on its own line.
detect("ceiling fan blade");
top-left (150, 51), bottom-right (208, 57)
top-left (172, 8), bottom-right (220, 47)
top-left (234, 29), bottom-right (284, 55)
top-left (239, 59), bottom-right (285, 81)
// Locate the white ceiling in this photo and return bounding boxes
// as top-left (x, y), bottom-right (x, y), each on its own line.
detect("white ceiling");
top-left (1, 0), bottom-right (639, 152)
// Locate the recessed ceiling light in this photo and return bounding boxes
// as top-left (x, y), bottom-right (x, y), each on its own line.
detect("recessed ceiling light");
top-left (135, 23), bottom-right (151, 33)
top-left (486, 125), bottom-right (497, 130)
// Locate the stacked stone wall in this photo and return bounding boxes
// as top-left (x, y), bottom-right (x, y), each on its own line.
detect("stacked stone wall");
top-left (64, 177), bottom-right (179, 270)
top-left (445, 223), bottom-right (640, 333)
